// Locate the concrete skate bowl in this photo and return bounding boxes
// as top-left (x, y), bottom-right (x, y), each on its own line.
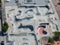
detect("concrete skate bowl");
top-left (21, 41), bottom-right (30, 45)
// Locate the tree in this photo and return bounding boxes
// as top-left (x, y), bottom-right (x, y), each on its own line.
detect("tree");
top-left (54, 31), bottom-right (60, 39)
top-left (48, 37), bottom-right (54, 44)
top-left (2, 22), bottom-right (9, 32)
top-left (0, 0), bottom-right (1, 3)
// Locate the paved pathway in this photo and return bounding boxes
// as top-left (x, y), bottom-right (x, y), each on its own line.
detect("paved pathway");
top-left (0, 0), bottom-right (7, 45)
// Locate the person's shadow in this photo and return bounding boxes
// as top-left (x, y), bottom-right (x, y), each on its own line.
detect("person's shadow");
top-left (0, 31), bottom-right (3, 36)
top-left (0, 31), bottom-right (6, 36)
